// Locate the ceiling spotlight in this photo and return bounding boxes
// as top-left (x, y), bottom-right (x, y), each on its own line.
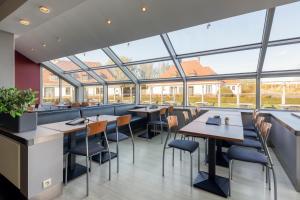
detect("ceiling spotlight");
top-left (30, 48), bottom-right (35, 52)
top-left (42, 43), bottom-right (46, 47)
top-left (39, 6), bottom-right (50, 14)
top-left (141, 6), bottom-right (147, 12)
top-left (106, 19), bottom-right (112, 25)
top-left (56, 37), bottom-right (61, 42)
top-left (19, 19), bottom-right (30, 26)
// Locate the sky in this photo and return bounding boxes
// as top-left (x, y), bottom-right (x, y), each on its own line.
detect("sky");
top-left (52, 1), bottom-right (300, 77)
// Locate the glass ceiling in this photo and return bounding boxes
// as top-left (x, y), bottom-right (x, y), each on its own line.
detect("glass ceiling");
top-left (43, 1), bottom-right (300, 85)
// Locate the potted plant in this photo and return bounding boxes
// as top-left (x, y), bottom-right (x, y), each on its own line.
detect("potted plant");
top-left (0, 88), bottom-right (37, 133)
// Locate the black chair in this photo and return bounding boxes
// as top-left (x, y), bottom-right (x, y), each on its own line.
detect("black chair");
top-left (67, 120), bottom-right (111, 196)
top-left (162, 116), bottom-right (200, 186)
top-left (107, 115), bottom-right (135, 173)
top-left (147, 107), bottom-right (168, 144)
top-left (227, 122), bottom-right (277, 200)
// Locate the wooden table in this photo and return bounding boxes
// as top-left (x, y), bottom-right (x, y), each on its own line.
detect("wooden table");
top-left (180, 111), bottom-right (244, 197)
top-left (129, 106), bottom-right (169, 139)
top-left (40, 115), bottom-right (119, 182)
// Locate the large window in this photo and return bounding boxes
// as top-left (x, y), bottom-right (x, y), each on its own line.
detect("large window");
top-left (168, 10), bottom-right (265, 54)
top-left (140, 83), bottom-right (183, 105)
top-left (263, 44), bottom-right (300, 72)
top-left (51, 57), bottom-right (80, 71)
top-left (84, 86), bottom-right (103, 104)
top-left (42, 68), bottom-right (59, 104)
top-left (181, 50), bottom-right (259, 77)
top-left (127, 60), bottom-right (178, 80)
top-left (108, 84), bottom-right (135, 104)
top-left (261, 77), bottom-right (300, 110)
top-left (188, 79), bottom-right (256, 109)
top-left (75, 49), bottom-right (113, 68)
top-left (94, 68), bottom-right (129, 82)
top-left (61, 80), bottom-right (75, 103)
top-left (70, 71), bottom-right (97, 84)
top-left (269, 1), bottom-right (300, 41)
top-left (110, 36), bottom-right (169, 63)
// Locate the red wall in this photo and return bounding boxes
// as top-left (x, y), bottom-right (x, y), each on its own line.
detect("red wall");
top-left (15, 51), bottom-right (40, 102)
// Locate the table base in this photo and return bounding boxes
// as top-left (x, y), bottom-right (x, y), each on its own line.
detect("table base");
top-left (193, 171), bottom-right (229, 198)
top-left (63, 163), bottom-right (86, 183)
top-left (92, 151), bottom-right (117, 164)
top-left (138, 130), bottom-right (159, 139)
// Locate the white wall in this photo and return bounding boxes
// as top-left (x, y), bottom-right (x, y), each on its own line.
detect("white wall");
top-left (0, 30), bottom-right (15, 87)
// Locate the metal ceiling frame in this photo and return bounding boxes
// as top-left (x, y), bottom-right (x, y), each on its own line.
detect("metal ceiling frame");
top-left (40, 3), bottom-right (300, 108)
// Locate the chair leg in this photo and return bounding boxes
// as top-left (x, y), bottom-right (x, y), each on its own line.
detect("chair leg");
top-left (160, 123), bottom-right (163, 144)
top-left (99, 153), bottom-right (102, 166)
top-left (271, 167), bottom-right (277, 200)
top-left (108, 151), bottom-right (111, 180)
top-left (268, 167), bottom-right (271, 190)
top-left (198, 146), bottom-right (200, 172)
top-left (162, 148), bottom-right (166, 177)
top-left (230, 160), bottom-right (233, 180)
top-left (86, 155), bottom-right (89, 196)
top-left (229, 160), bottom-right (232, 196)
top-left (89, 157), bottom-right (92, 172)
top-left (116, 141), bottom-right (119, 173)
top-left (205, 139), bottom-right (208, 165)
top-left (172, 148), bottom-right (174, 167)
top-left (190, 153), bottom-right (193, 186)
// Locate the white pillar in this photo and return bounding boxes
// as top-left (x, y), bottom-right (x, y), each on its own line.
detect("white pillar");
top-left (282, 82), bottom-right (286, 105)
top-left (218, 84), bottom-right (221, 107)
top-left (201, 85), bottom-right (204, 103)
top-left (149, 86), bottom-right (152, 104)
top-left (237, 84), bottom-right (240, 107)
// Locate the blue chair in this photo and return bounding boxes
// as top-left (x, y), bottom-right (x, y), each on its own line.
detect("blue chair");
top-left (162, 116), bottom-right (200, 186)
top-left (227, 122), bottom-right (277, 200)
top-left (243, 109), bottom-right (258, 131)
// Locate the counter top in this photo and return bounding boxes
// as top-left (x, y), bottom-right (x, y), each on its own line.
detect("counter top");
top-left (0, 126), bottom-right (63, 146)
top-left (267, 111), bottom-right (300, 135)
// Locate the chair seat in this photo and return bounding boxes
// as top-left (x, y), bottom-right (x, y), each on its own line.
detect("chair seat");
top-left (230, 138), bottom-right (262, 149)
top-left (107, 132), bottom-right (129, 142)
top-left (243, 124), bottom-right (256, 131)
top-left (148, 120), bottom-right (168, 126)
top-left (228, 145), bottom-right (268, 164)
top-left (70, 141), bottom-right (104, 156)
top-left (244, 130), bottom-right (257, 138)
top-left (131, 116), bottom-right (144, 123)
top-left (168, 140), bottom-right (199, 153)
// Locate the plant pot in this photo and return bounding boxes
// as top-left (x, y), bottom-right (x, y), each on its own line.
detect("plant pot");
top-left (0, 112), bottom-right (37, 133)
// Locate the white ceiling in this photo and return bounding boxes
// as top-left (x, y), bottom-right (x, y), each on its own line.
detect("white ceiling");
top-left (0, 0), bottom-right (297, 63)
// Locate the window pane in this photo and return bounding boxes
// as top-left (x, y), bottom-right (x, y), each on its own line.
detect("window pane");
top-left (42, 68), bottom-right (59, 104)
top-left (261, 77), bottom-right (300, 110)
top-left (61, 80), bottom-right (75, 104)
top-left (269, 1), bottom-right (300, 41)
top-left (188, 79), bottom-right (256, 109)
top-left (110, 36), bottom-right (169, 63)
top-left (70, 71), bottom-right (97, 84)
top-left (94, 68), bottom-right (129, 82)
top-left (168, 10), bottom-right (265, 54)
top-left (263, 44), bottom-right (300, 71)
top-left (108, 84), bottom-right (135, 104)
top-left (75, 49), bottom-right (114, 68)
top-left (84, 86), bottom-right (103, 104)
top-left (51, 57), bottom-right (80, 71)
top-left (140, 83), bottom-right (183, 106)
top-left (128, 60), bottom-right (178, 79)
top-left (182, 50), bottom-right (259, 76)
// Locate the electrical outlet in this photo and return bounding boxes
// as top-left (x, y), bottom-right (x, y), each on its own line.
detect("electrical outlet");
top-left (43, 178), bottom-right (52, 189)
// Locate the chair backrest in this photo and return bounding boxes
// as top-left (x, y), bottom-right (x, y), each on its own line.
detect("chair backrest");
top-left (190, 109), bottom-right (196, 119)
top-left (182, 111), bottom-right (189, 123)
top-left (71, 102), bottom-right (81, 108)
top-left (260, 121), bottom-right (272, 142)
top-left (81, 102), bottom-right (89, 107)
top-left (117, 114), bottom-right (131, 127)
top-left (160, 107), bottom-right (167, 115)
top-left (168, 106), bottom-right (174, 115)
top-left (195, 107), bottom-right (201, 115)
top-left (167, 115), bottom-right (178, 129)
top-left (255, 116), bottom-right (265, 130)
top-left (87, 121), bottom-right (107, 136)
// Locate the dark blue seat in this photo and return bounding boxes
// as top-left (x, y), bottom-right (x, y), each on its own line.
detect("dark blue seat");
top-left (243, 124), bottom-right (256, 131)
top-left (131, 116), bottom-right (144, 123)
top-left (244, 129), bottom-right (257, 138)
top-left (148, 120), bottom-right (167, 126)
top-left (227, 145), bottom-right (268, 164)
top-left (106, 123), bottom-right (117, 133)
top-left (229, 138), bottom-right (262, 150)
top-left (107, 132), bottom-right (129, 142)
top-left (168, 140), bottom-right (199, 153)
top-left (70, 140), bottom-right (105, 156)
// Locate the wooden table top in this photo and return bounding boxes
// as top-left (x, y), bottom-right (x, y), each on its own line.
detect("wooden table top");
top-left (129, 106), bottom-right (169, 113)
top-left (194, 111), bottom-right (243, 126)
top-left (179, 111), bottom-right (244, 142)
top-left (40, 115), bottom-right (118, 134)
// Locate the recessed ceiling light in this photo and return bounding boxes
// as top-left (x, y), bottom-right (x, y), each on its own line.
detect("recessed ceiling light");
top-left (39, 6), bottom-right (50, 14)
top-left (42, 43), bottom-right (46, 47)
top-left (19, 19), bottom-right (30, 26)
top-left (56, 37), bottom-right (61, 42)
top-left (141, 6), bottom-right (147, 12)
top-left (30, 48), bottom-right (35, 52)
top-left (106, 19), bottom-right (112, 25)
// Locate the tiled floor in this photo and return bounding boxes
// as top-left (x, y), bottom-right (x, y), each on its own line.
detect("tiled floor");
top-left (55, 134), bottom-right (300, 200)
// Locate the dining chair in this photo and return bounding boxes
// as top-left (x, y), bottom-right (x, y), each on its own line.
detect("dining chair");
top-left (244, 109), bottom-right (258, 131)
top-left (162, 115), bottom-right (200, 186)
top-left (71, 102), bottom-right (81, 108)
top-left (190, 109), bottom-right (197, 120)
top-left (68, 120), bottom-right (111, 196)
top-left (168, 106), bottom-right (174, 116)
top-left (244, 111), bottom-right (260, 138)
top-left (147, 107), bottom-right (168, 144)
top-left (107, 115), bottom-right (135, 173)
top-left (227, 122), bottom-right (277, 200)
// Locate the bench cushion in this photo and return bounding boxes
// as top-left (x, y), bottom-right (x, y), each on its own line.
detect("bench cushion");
top-left (37, 109), bottom-right (81, 125)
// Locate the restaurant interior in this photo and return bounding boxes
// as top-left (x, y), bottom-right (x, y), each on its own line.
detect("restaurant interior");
top-left (0, 0), bottom-right (300, 200)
